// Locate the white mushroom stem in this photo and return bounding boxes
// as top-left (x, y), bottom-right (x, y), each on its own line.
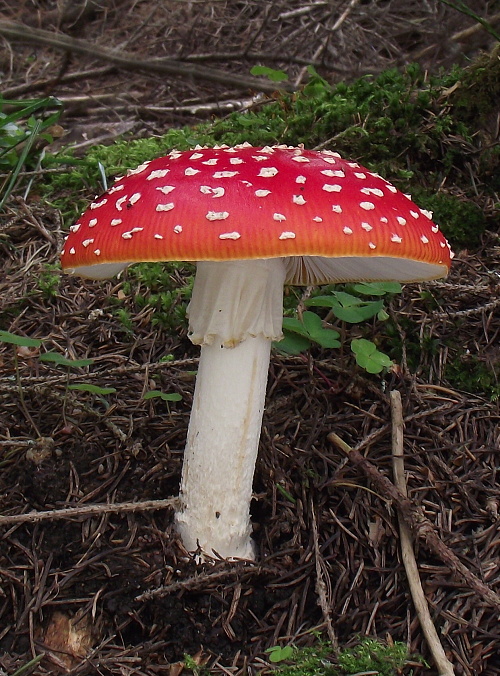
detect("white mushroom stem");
top-left (176, 335), bottom-right (271, 559)
top-left (175, 258), bottom-right (287, 559)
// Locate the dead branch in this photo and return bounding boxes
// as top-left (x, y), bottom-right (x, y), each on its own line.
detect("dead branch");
top-left (311, 503), bottom-right (338, 651)
top-left (0, 497), bottom-right (179, 527)
top-left (434, 296), bottom-right (500, 319)
top-left (390, 390), bottom-right (455, 676)
top-left (410, 11), bottom-right (500, 61)
top-left (136, 564), bottom-right (280, 602)
top-left (2, 66), bottom-right (116, 98)
top-left (0, 20), bottom-right (296, 95)
top-left (328, 431), bottom-right (500, 612)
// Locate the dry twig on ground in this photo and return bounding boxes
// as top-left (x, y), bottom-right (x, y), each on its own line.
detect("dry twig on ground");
top-left (390, 390), bottom-right (455, 676)
top-left (328, 432), bottom-right (500, 612)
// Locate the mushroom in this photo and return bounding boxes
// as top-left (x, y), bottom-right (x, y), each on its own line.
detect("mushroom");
top-left (61, 143), bottom-right (452, 560)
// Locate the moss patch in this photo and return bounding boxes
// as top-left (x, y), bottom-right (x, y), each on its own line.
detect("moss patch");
top-left (410, 189), bottom-right (487, 248)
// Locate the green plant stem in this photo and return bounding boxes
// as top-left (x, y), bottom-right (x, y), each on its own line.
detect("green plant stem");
top-left (10, 653), bottom-right (45, 676)
top-left (0, 118), bottom-right (42, 209)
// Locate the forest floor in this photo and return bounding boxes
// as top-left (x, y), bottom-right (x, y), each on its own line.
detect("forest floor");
top-left (1, 2), bottom-right (500, 675)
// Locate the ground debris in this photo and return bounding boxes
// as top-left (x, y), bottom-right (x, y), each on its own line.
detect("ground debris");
top-left (1, 230), bottom-right (499, 673)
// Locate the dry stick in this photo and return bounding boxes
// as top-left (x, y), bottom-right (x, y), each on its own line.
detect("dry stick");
top-left (0, 497), bottom-right (179, 527)
top-left (136, 564), bottom-right (279, 602)
top-left (294, 0), bottom-right (361, 87)
top-left (327, 433), bottom-right (500, 612)
top-left (2, 66), bottom-right (116, 98)
top-left (311, 502), bottom-right (338, 652)
top-left (16, 197), bottom-right (57, 246)
top-left (411, 11), bottom-right (500, 60)
top-left (0, 20), bottom-right (295, 95)
top-left (0, 356), bottom-right (199, 395)
top-left (434, 296), bottom-right (500, 320)
top-left (390, 391), bottom-right (455, 676)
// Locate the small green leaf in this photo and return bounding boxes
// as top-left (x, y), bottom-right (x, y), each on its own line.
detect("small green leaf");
top-left (305, 316), bottom-right (341, 348)
top-left (304, 65), bottom-right (332, 95)
top-left (68, 384), bottom-right (116, 395)
top-left (352, 281), bottom-right (402, 296)
top-left (250, 66), bottom-right (289, 82)
top-left (351, 339), bottom-right (393, 374)
top-left (0, 330), bottom-right (42, 348)
top-left (332, 301), bottom-right (384, 323)
top-left (306, 292), bottom-right (361, 309)
top-left (266, 645), bottom-right (295, 663)
top-left (278, 312), bottom-right (340, 353)
top-left (282, 316), bottom-right (310, 338)
top-left (143, 390), bottom-right (182, 402)
top-left (307, 292), bottom-right (385, 323)
top-left (307, 290), bottom-right (389, 322)
top-left (40, 352), bottom-right (94, 368)
top-left (331, 291), bottom-right (364, 306)
top-left (312, 330), bottom-right (341, 349)
top-left (301, 310), bottom-right (324, 335)
top-left (273, 331), bottom-right (311, 355)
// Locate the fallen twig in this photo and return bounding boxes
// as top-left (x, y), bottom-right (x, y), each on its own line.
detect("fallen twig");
top-left (327, 432), bottom-right (500, 612)
top-left (410, 11), bottom-right (500, 60)
top-left (434, 296), bottom-right (500, 319)
top-left (390, 390), bottom-right (455, 676)
top-left (311, 502), bottom-right (338, 651)
top-left (0, 20), bottom-right (296, 95)
top-left (2, 66), bottom-right (116, 98)
top-left (0, 497), bottom-right (179, 527)
top-left (136, 564), bottom-right (279, 601)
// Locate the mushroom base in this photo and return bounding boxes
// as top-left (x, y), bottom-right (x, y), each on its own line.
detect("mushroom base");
top-left (176, 258), bottom-right (287, 559)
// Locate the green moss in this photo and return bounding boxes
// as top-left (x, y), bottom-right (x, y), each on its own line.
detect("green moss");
top-left (338, 637), bottom-right (409, 675)
top-left (446, 353), bottom-right (500, 401)
top-left (211, 63), bottom-right (472, 181)
top-left (267, 636), bottom-right (410, 676)
top-left (36, 264), bottom-right (61, 300)
top-left (450, 44), bottom-right (500, 125)
top-left (410, 189), bottom-right (487, 248)
top-left (268, 641), bottom-right (336, 676)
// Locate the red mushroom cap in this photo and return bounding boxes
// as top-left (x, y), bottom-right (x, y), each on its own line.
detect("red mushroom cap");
top-left (61, 144), bottom-right (452, 284)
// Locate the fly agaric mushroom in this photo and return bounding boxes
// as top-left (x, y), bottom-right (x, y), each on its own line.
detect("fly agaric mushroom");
top-left (61, 144), bottom-right (452, 559)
